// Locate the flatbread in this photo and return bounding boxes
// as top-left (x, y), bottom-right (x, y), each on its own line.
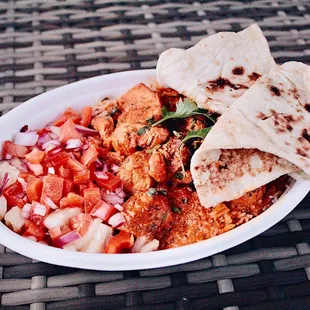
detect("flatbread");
top-left (191, 61), bottom-right (310, 208)
top-left (156, 24), bottom-right (276, 114)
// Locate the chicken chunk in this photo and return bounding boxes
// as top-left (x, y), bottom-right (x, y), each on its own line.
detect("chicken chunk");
top-left (91, 116), bottom-right (114, 149)
top-left (111, 123), bottom-right (140, 156)
top-left (138, 127), bottom-right (170, 149)
top-left (182, 116), bottom-right (207, 133)
top-left (92, 98), bottom-right (119, 119)
top-left (148, 151), bottom-right (167, 183)
top-left (161, 193), bottom-right (234, 249)
top-left (118, 83), bottom-right (162, 122)
top-left (156, 87), bottom-right (182, 111)
top-left (118, 151), bottom-right (154, 194)
top-left (120, 191), bottom-right (172, 240)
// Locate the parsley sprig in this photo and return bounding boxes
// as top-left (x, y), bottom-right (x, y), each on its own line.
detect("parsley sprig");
top-left (152, 98), bottom-right (216, 127)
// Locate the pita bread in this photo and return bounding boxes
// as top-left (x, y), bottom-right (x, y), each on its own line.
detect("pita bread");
top-left (156, 24), bottom-right (276, 114)
top-left (191, 61), bottom-right (310, 208)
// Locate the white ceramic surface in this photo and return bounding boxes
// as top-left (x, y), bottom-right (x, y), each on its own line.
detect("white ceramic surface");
top-left (0, 69), bottom-right (309, 271)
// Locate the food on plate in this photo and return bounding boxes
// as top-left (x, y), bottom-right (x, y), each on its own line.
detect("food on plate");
top-left (0, 24), bottom-right (309, 254)
top-left (156, 24), bottom-right (275, 114)
top-left (191, 62), bottom-right (310, 207)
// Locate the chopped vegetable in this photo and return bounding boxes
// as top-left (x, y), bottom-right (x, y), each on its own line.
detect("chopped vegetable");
top-left (81, 106), bottom-right (92, 127)
top-left (25, 148), bottom-right (46, 164)
top-left (2, 141), bottom-right (29, 158)
top-left (13, 132), bottom-right (39, 147)
top-left (0, 196), bottom-right (7, 220)
top-left (23, 222), bottom-right (46, 241)
top-left (83, 187), bottom-right (101, 213)
top-left (53, 107), bottom-right (81, 127)
top-left (59, 192), bottom-right (84, 209)
top-left (26, 176), bottom-right (43, 202)
top-left (59, 119), bottom-right (83, 143)
top-left (3, 181), bottom-right (25, 208)
top-left (4, 206), bottom-right (25, 233)
top-left (41, 174), bottom-right (64, 205)
top-left (90, 200), bottom-right (116, 222)
top-left (49, 224), bottom-right (71, 240)
top-left (104, 231), bottom-right (134, 254)
top-left (43, 207), bottom-right (81, 230)
top-left (179, 127), bottom-right (212, 149)
top-left (95, 172), bottom-right (122, 192)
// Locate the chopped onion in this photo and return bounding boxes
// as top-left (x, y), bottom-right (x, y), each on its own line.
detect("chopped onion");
top-left (63, 243), bottom-right (77, 251)
top-left (102, 192), bottom-right (124, 205)
top-left (131, 236), bottom-right (148, 253)
top-left (0, 172), bottom-right (10, 195)
top-left (75, 125), bottom-right (98, 136)
top-left (44, 207), bottom-right (81, 229)
top-left (33, 203), bottom-right (47, 216)
top-left (54, 230), bottom-right (81, 248)
top-left (114, 203), bottom-right (123, 211)
top-left (115, 188), bottom-right (126, 199)
top-left (4, 207), bottom-right (25, 233)
top-left (108, 213), bottom-right (125, 228)
top-left (139, 239), bottom-right (160, 253)
top-left (44, 196), bottom-right (58, 210)
top-left (94, 171), bottom-right (108, 180)
top-left (0, 196), bottom-right (7, 220)
top-left (17, 177), bottom-right (27, 191)
top-left (38, 133), bottom-right (51, 145)
top-left (110, 164), bottom-right (120, 173)
top-left (49, 126), bottom-right (61, 137)
top-left (48, 145), bottom-right (62, 155)
top-left (102, 163), bottom-right (108, 172)
top-left (48, 167), bottom-right (55, 174)
top-left (4, 154), bottom-right (12, 160)
top-left (66, 139), bottom-right (82, 149)
top-left (22, 203), bottom-right (32, 219)
top-left (95, 159), bottom-right (103, 168)
top-left (27, 162), bottom-right (43, 176)
top-left (13, 132), bottom-right (39, 147)
top-left (42, 139), bottom-right (60, 151)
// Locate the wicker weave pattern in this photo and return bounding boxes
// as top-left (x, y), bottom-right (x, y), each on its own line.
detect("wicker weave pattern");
top-left (0, 0), bottom-right (310, 309)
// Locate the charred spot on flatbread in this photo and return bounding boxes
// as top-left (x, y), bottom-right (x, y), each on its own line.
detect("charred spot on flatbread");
top-left (297, 148), bottom-right (307, 157)
top-left (304, 104), bottom-right (310, 112)
top-left (248, 72), bottom-right (261, 81)
top-left (207, 78), bottom-right (248, 92)
top-left (302, 129), bottom-right (310, 143)
top-left (232, 67), bottom-right (244, 75)
top-left (270, 86), bottom-right (281, 96)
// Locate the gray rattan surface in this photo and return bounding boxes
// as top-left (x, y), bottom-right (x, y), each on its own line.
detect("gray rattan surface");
top-left (0, 1), bottom-right (310, 309)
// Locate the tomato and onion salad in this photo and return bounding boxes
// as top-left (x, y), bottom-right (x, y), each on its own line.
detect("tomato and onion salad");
top-left (0, 107), bottom-right (150, 254)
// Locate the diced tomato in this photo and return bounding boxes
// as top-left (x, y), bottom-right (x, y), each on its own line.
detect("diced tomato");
top-left (19, 171), bottom-right (34, 180)
top-left (73, 151), bottom-right (81, 160)
top-left (2, 140), bottom-right (29, 158)
top-left (97, 147), bottom-right (108, 158)
top-left (49, 224), bottom-right (71, 240)
top-left (67, 157), bottom-right (86, 173)
top-left (96, 172), bottom-right (122, 192)
top-left (25, 148), bottom-right (46, 164)
top-left (26, 176), bottom-right (43, 202)
top-left (27, 163), bottom-right (44, 176)
top-left (83, 187), bottom-right (101, 213)
top-left (104, 231), bottom-right (134, 254)
top-left (63, 179), bottom-right (74, 196)
top-left (53, 107), bottom-right (81, 127)
top-left (59, 119), bottom-right (83, 143)
top-left (67, 158), bottom-right (90, 184)
top-left (90, 200), bottom-right (116, 222)
top-left (81, 106), bottom-right (92, 127)
top-left (69, 213), bottom-right (91, 236)
top-left (58, 165), bottom-right (72, 179)
top-left (60, 192), bottom-right (84, 209)
top-left (3, 181), bottom-right (25, 208)
top-left (23, 222), bottom-right (46, 241)
top-left (41, 174), bottom-right (64, 204)
top-left (29, 203), bottom-right (50, 228)
top-left (48, 151), bottom-right (70, 168)
top-left (81, 144), bottom-right (98, 167)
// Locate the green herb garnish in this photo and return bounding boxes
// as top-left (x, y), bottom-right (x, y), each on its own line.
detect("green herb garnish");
top-left (179, 127), bottom-right (212, 149)
top-left (152, 98), bottom-right (216, 127)
top-left (158, 188), bottom-right (167, 196)
top-left (171, 206), bottom-right (182, 214)
top-left (146, 116), bottom-right (155, 125)
top-left (147, 188), bottom-right (157, 196)
top-left (137, 126), bottom-right (150, 136)
top-left (162, 211), bottom-right (168, 222)
top-left (146, 144), bottom-right (161, 155)
top-left (175, 172), bottom-right (184, 180)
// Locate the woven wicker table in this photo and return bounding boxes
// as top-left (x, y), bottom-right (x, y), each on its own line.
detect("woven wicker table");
top-left (0, 1), bottom-right (310, 309)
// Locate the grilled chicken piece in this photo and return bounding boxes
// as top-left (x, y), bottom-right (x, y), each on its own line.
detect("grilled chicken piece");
top-left (118, 83), bottom-right (162, 122)
top-left (120, 191), bottom-right (172, 240)
top-left (161, 192), bottom-right (234, 249)
top-left (182, 116), bottom-right (207, 133)
top-left (138, 127), bottom-right (170, 149)
top-left (91, 116), bottom-right (114, 149)
top-left (118, 151), bottom-right (154, 194)
top-left (92, 98), bottom-right (120, 120)
top-left (156, 87), bottom-right (182, 111)
top-left (148, 151), bottom-right (167, 183)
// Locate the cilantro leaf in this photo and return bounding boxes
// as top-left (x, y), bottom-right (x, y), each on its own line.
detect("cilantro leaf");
top-left (137, 126), bottom-right (150, 136)
top-left (147, 188), bottom-right (157, 196)
top-left (153, 98), bottom-right (216, 127)
top-left (179, 127), bottom-right (212, 149)
top-left (171, 206), bottom-right (182, 214)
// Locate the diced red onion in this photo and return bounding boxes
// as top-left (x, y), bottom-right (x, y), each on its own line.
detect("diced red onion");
top-left (139, 239), bottom-right (160, 253)
top-left (48, 145), bottom-right (62, 155)
top-left (38, 133), bottom-right (51, 145)
top-left (0, 172), bottom-right (10, 195)
top-left (94, 171), bottom-right (108, 180)
top-left (95, 159), bottom-right (103, 168)
top-left (13, 132), bottom-right (39, 147)
top-left (110, 164), bottom-right (120, 173)
top-left (49, 126), bottom-right (61, 137)
top-left (75, 125), bottom-right (98, 136)
top-left (115, 188), bottom-right (126, 199)
top-left (22, 203), bottom-right (32, 219)
top-left (44, 196), bottom-right (58, 210)
top-left (33, 203), bottom-right (47, 216)
top-left (54, 230), bottom-right (81, 248)
top-left (25, 236), bottom-right (37, 242)
top-left (108, 213), bottom-right (125, 228)
top-left (19, 162), bottom-right (28, 172)
top-left (131, 236), bottom-right (148, 253)
top-left (49, 133), bottom-right (59, 140)
top-left (48, 167), bottom-right (55, 174)
top-left (82, 144), bottom-right (89, 150)
top-left (65, 139), bottom-right (82, 150)
top-left (42, 139), bottom-right (61, 151)
top-left (114, 203), bottom-right (123, 211)
top-left (102, 163), bottom-right (108, 172)
top-left (102, 192), bottom-right (124, 205)
top-left (4, 154), bottom-right (12, 160)
top-left (17, 177), bottom-right (27, 191)
top-left (27, 162), bottom-right (43, 176)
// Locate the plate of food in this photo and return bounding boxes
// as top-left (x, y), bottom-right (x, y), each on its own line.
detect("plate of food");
top-left (0, 24), bottom-right (309, 270)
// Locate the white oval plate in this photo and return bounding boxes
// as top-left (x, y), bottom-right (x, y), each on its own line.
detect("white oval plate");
top-left (0, 69), bottom-right (309, 271)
